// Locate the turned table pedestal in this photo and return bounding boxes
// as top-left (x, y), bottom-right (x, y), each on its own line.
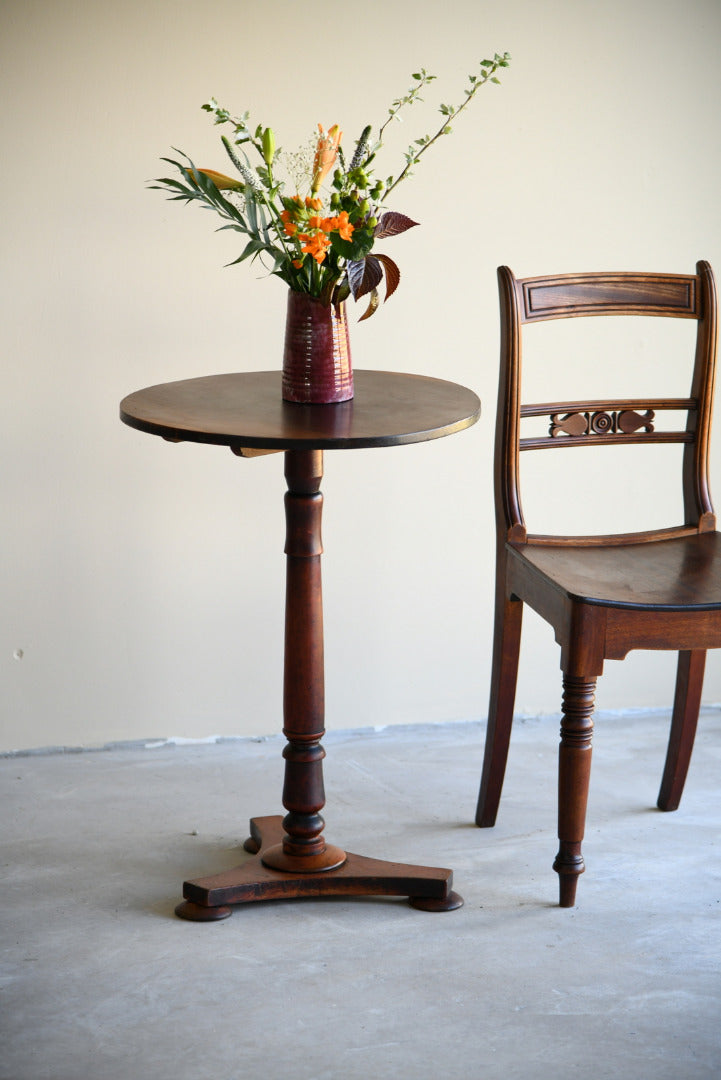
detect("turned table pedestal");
top-left (120, 370), bottom-right (480, 919)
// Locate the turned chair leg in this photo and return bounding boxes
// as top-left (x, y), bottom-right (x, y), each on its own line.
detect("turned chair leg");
top-left (476, 595), bottom-right (523, 827)
top-left (657, 649), bottom-right (706, 811)
top-left (553, 674), bottom-right (596, 907)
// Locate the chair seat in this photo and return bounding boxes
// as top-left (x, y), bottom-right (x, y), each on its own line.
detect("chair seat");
top-left (512, 530), bottom-right (721, 611)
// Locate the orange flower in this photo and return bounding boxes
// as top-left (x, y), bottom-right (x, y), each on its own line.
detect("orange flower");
top-left (311, 123), bottom-right (341, 193)
top-left (280, 209), bottom-right (299, 237)
top-left (305, 196), bottom-right (323, 211)
top-left (292, 258), bottom-right (305, 269)
top-left (334, 211), bottom-right (354, 241)
top-left (301, 232), bottom-right (331, 264)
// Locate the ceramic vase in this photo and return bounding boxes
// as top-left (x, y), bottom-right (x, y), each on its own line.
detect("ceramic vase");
top-left (281, 290), bottom-right (354, 404)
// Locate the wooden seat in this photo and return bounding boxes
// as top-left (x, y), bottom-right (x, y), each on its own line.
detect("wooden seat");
top-left (475, 261), bottom-right (720, 906)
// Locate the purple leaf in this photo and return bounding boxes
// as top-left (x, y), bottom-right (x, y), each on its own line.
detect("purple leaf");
top-left (348, 256), bottom-right (384, 300)
top-left (373, 212), bottom-right (419, 239)
top-left (358, 287), bottom-right (380, 322)
top-left (374, 253), bottom-right (401, 300)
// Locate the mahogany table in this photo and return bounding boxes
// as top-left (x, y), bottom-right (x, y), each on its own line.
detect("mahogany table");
top-left (120, 370), bottom-right (480, 919)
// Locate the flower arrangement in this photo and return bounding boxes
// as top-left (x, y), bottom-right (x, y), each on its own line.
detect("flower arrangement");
top-left (152, 54), bottom-right (510, 321)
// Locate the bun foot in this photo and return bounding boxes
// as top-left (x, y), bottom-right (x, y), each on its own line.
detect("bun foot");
top-left (175, 900), bottom-right (233, 921)
top-left (409, 890), bottom-right (464, 912)
top-left (557, 873), bottom-right (580, 908)
top-left (554, 847), bottom-right (584, 907)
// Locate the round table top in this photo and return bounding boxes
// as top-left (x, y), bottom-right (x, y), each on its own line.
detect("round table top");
top-left (120, 370), bottom-right (480, 451)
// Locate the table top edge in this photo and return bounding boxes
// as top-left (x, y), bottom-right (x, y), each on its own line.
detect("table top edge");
top-left (119, 369), bottom-right (481, 451)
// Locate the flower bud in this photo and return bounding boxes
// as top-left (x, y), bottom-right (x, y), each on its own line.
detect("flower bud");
top-left (262, 127), bottom-right (275, 166)
top-left (192, 167), bottom-right (244, 191)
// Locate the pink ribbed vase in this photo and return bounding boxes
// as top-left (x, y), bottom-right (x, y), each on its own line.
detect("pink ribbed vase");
top-left (281, 290), bottom-right (354, 404)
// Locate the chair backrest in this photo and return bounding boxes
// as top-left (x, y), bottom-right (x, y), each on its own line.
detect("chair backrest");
top-left (496, 261), bottom-right (718, 547)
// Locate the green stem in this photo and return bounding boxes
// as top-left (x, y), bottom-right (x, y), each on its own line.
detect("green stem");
top-left (377, 73), bottom-right (435, 145)
top-left (385, 63), bottom-right (501, 197)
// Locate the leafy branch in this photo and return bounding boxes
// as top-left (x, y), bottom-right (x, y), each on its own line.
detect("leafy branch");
top-left (384, 53), bottom-right (511, 196)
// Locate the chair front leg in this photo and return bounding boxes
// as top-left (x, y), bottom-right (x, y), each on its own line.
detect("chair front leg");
top-left (553, 673), bottom-right (596, 907)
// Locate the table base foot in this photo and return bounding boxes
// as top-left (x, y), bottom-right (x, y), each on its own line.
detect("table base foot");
top-left (174, 900), bottom-right (233, 922)
top-left (176, 816), bottom-right (462, 919)
top-left (409, 890), bottom-right (464, 912)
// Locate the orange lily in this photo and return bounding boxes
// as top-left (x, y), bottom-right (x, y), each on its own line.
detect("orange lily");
top-left (311, 124), bottom-right (342, 193)
top-left (191, 167), bottom-right (244, 191)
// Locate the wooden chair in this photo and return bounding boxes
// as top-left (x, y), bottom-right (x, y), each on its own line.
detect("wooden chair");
top-left (475, 261), bottom-right (721, 906)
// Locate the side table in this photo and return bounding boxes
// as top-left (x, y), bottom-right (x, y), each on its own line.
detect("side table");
top-left (120, 370), bottom-right (480, 919)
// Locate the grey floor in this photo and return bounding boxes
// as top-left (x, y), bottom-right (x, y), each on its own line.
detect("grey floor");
top-left (2, 709), bottom-right (720, 1080)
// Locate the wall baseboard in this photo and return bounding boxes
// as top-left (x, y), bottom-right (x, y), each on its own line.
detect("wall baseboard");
top-left (3, 706), bottom-right (719, 759)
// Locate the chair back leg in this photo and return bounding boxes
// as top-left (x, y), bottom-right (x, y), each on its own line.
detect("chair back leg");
top-left (657, 649), bottom-right (706, 811)
top-left (476, 593), bottom-right (523, 827)
top-left (554, 674), bottom-right (596, 907)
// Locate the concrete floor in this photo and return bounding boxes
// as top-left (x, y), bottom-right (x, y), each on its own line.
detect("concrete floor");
top-left (2, 710), bottom-right (720, 1080)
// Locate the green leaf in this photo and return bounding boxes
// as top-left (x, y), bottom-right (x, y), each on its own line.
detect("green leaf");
top-left (330, 229), bottom-right (375, 262)
top-left (152, 177), bottom-right (191, 193)
top-left (227, 238), bottom-right (268, 265)
top-left (244, 190), bottom-right (259, 232)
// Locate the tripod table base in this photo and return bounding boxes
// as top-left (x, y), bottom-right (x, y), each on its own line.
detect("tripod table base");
top-left (174, 816), bottom-right (463, 920)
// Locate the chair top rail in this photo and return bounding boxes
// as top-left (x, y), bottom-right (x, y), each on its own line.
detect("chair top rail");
top-left (518, 273), bottom-right (699, 323)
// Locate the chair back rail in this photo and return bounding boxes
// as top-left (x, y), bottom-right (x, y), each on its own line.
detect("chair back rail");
top-left (496, 262), bottom-right (718, 547)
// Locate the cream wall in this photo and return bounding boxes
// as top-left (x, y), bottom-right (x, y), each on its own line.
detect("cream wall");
top-left (1, 0), bottom-right (720, 752)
